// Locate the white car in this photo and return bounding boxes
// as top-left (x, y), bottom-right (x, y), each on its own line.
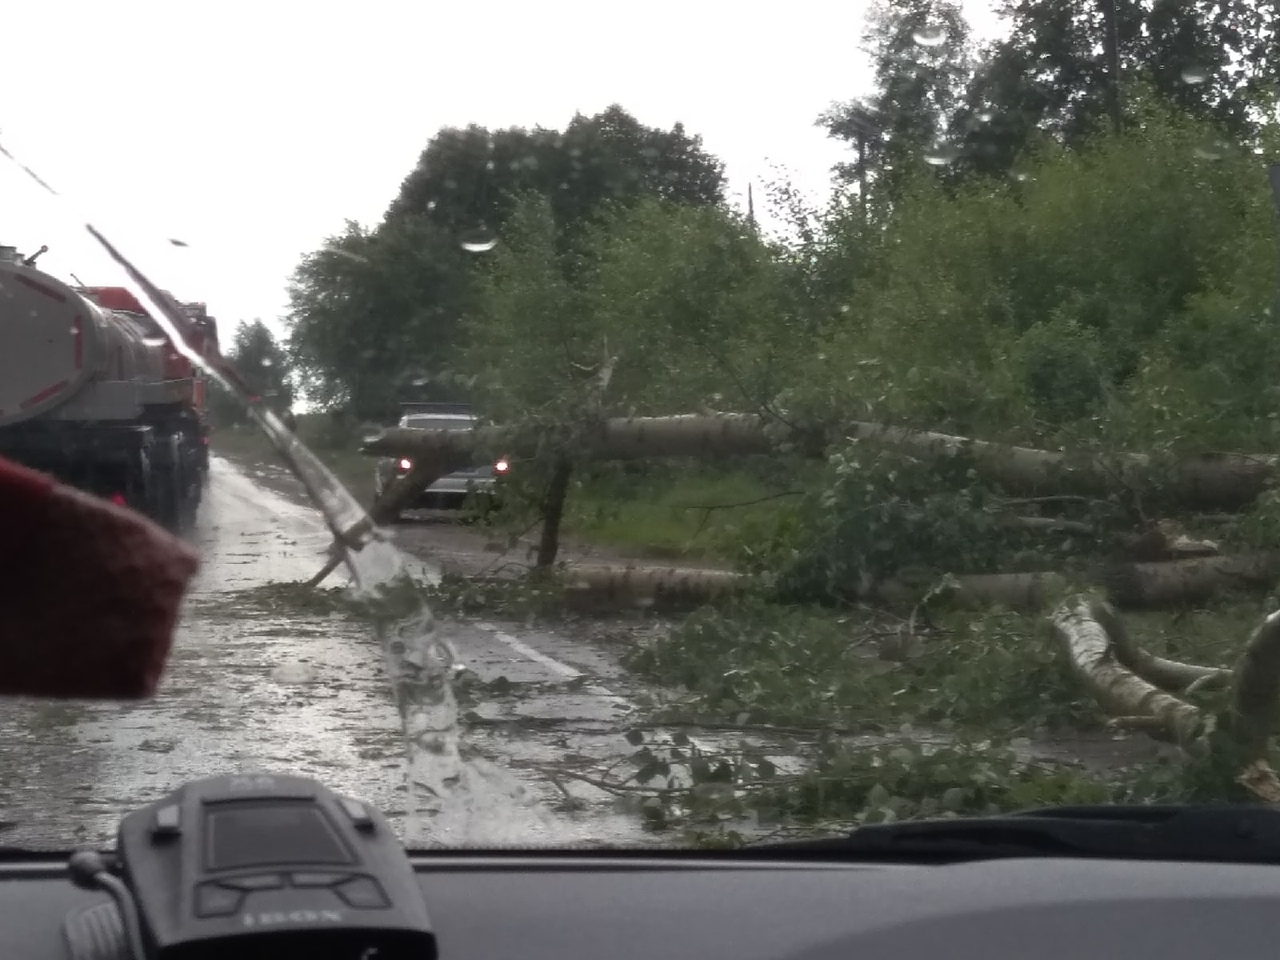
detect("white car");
top-left (372, 409), bottom-right (509, 519)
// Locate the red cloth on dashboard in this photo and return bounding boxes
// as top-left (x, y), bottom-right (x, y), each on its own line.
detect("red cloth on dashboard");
top-left (0, 456), bottom-right (198, 699)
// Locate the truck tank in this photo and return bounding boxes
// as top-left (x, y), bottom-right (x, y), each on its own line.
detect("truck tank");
top-left (0, 261), bottom-right (167, 426)
top-left (0, 252), bottom-right (207, 531)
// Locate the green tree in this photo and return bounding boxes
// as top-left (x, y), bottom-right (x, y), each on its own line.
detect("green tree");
top-left (957, 0), bottom-right (1278, 180)
top-left (464, 195), bottom-right (794, 425)
top-left (285, 217), bottom-right (473, 422)
top-left (284, 106), bottom-right (728, 419)
top-left (385, 105), bottom-right (726, 241)
top-left (459, 193), bottom-right (792, 566)
top-left (796, 103), bottom-right (1280, 444)
top-left (820, 0), bottom-right (976, 201)
top-left (211, 320), bottom-right (294, 426)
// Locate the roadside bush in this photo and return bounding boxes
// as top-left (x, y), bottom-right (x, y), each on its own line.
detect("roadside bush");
top-left (746, 442), bottom-right (1085, 606)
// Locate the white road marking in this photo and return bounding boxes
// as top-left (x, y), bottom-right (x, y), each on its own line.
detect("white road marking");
top-left (476, 621), bottom-right (584, 679)
top-left (474, 622), bottom-right (622, 701)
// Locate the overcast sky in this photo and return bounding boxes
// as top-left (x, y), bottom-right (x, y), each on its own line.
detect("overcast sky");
top-left (1, 1), bottom-right (1005, 336)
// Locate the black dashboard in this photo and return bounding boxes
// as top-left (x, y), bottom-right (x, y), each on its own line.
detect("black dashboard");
top-left (6, 851), bottom-right (1280, 959)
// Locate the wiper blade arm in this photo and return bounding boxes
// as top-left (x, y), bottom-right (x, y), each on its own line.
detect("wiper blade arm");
top-left (757, 805), bottom-right (1280, 864)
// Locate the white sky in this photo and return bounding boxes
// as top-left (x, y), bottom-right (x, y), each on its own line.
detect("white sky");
top-left (1, 1), bottom-right (1005, 337)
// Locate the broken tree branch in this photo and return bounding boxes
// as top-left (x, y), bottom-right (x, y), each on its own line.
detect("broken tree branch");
top-left (1090, 602), bottom-right (1231, 694)
top-left (563, 564), bottom-right (742, 607)
top-left (1050, 597), bottom-right (1207, 750)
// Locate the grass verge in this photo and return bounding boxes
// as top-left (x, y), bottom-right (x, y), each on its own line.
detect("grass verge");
top-left (563, 460), bottom-right (804, 564)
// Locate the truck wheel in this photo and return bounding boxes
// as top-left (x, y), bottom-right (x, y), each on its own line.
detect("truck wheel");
top-left (150, 460), bottom-right (198, 534)
top-left (150, 472), bottom-right (181, 531)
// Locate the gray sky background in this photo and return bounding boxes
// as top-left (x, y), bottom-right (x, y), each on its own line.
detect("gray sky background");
top-left (1, 1), bottom-right (1006, 336)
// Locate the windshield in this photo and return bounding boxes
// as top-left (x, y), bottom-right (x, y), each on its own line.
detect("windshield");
top-left (1, 0), bottom-right (1279, 852)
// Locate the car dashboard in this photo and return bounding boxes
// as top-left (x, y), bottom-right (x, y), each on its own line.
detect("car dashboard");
top-left (5, 850), bottom-right (1280, 959)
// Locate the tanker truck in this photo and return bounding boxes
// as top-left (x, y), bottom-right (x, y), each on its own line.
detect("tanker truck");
top-left (0, 245), bottom-right (216, 531)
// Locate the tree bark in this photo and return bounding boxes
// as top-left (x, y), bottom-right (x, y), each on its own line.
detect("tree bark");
top-left (536, 457), bottom-right (573, 569)
top-left (1089, 601), bottom-right (1230, 693)
top-left (1050, 597), bottom-right (1206, 749)
top-left (517, 554), bottom-right (1280, 612)
top-left (1098, 552), bottom-right (1280, 609)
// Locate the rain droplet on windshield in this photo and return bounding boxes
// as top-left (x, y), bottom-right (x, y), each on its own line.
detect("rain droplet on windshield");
top-left (1180, 64), bottom-right (1210, 85)
top-left (924, 142), bottom-right (960, 166)
top-left (976, 110), bottom-right (995, 123)
top-left (459, 227), bottom-right (498, 253)
top-left (912, 24), bottom-right (948, 47)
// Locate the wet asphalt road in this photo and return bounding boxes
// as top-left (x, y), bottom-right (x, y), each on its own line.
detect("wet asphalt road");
top-left (0, 456), bottom-right (658, 850)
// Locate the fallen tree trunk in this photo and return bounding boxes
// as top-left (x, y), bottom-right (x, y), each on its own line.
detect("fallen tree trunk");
top-left (1049, 596), bottom-right (1280, 799)
top-left (1051, 597), bottom-right (1207, 750)
top-left (361, 414), bottom-right (1280, 511)
top-left (563, 564), bottom-right (742, 607)
top-left (1099, 552), bottom-right (1280, 609)
top-left (361, 414), bottom-right (781, 463)
top-left (1089, 602), bottom-right (1230, 693)
top-left (510, 553), bottom-right (1280, 612)
top-left (876, 554), bottom-right (1280, 610)
top-left (319, 414), bottom-right (1276, 588)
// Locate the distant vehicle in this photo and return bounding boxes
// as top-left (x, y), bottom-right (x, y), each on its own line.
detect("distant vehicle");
top-left (372, 405), bottom-right (509, 520)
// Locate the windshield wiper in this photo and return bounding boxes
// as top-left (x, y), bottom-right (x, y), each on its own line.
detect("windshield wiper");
top-left (753, 805), bottom-right (1280, 865)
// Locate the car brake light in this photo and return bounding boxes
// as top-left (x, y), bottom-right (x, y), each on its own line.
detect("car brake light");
top-left (397, 458), bottom-right (412, 472)
top-left (495, 459), bottom-right (510, 473)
